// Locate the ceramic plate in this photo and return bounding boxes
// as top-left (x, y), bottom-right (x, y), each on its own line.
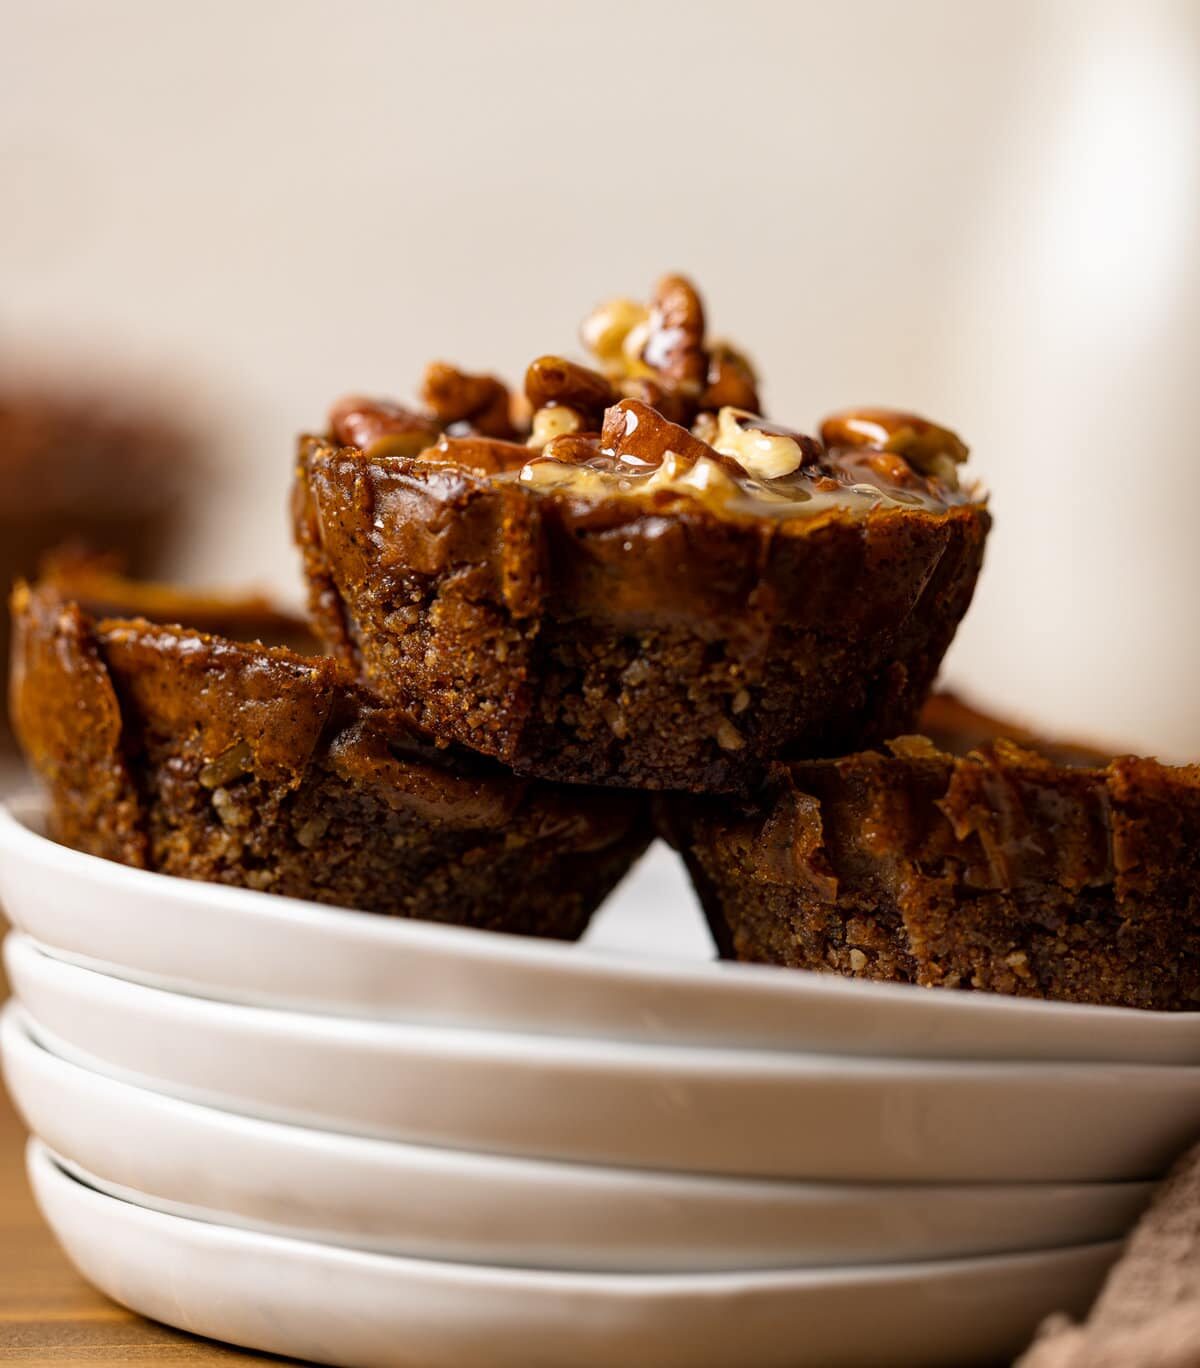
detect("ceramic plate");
top-left (2, 1005), bottom-right (1150, 1270)
top-left (9, 933), bottom-right (1200, 1184)
top-left (5, 797), bottom-right (1200, 1064)
top-left (28, 1141), bottom-right (1118, 1368)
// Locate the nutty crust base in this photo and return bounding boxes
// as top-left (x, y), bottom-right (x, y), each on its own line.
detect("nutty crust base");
top-left (10, 578), bottom-right (650, 936)
top-left (294, 437), bottom-right (990, 793)
top-left (661, 718), bottom-right (1200, 1010)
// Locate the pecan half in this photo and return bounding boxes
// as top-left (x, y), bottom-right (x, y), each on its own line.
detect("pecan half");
top-left (643, 274), bottom-right (707, 391)
top-left (702, 342), bottom-right (761, 413)
top-left (421, 362), bottom-right (517, 440)
top-left (417, 434), bottom-right (532, 476)
top-left (524, 356), bottom-right (614, 423)
top-left (600, 398), bottom-right (716, 470)
top-left (821, 407), bottom-right (969, 483)
top-left (328, 396), bottom-right (440, 458)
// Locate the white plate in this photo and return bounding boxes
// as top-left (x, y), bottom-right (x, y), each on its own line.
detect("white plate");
top-left (5, 797), bottom-right (1200, 1065)
top-left (1, 1005), bottom-right (1150, 1271)
top-left (28, 1141), bottom-right (1118, 1368)
top-left (9, 932), bottom-right (1200, 1184)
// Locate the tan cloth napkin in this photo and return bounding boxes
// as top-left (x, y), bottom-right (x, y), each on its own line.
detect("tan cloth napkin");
top-left (1019, 1142), bottom-right (1200, 1366)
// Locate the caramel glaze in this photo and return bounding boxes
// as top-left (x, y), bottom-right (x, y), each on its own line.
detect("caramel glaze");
top-left (330, 397), bottom-right (981, 525)
top-left (512, 419), bottom-right (974, 521)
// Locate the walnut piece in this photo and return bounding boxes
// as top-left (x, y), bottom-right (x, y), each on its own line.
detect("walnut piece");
top-left (643, 274), bottom-right (707, 391)
top-left (527, 405), bottom-right (584, 448)
top-left (711, 407), bottom-right (817, 481)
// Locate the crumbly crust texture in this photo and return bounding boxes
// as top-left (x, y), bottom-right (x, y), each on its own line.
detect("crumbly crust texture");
top-left (664, 722), bottom-right (1200, 1010)
top-left (295, 436), bottom-right (989, 792)
top-left (10, 579), bottom-right (649, 935)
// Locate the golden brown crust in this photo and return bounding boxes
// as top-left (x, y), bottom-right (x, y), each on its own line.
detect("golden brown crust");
top-left (663, 707), bottom-right (1200, 1009)
top-left (10, 575), bottom-right (649, 934)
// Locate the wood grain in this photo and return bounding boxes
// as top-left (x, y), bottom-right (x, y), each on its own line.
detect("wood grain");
top-left (0, 979), bottom-right (283, 1363)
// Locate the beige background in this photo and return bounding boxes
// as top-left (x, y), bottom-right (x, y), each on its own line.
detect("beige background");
top-left (3, 0), bottom-right (1198, 756)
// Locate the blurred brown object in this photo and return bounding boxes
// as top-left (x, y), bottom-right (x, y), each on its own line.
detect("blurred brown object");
top-left (0, 383), bottom-right (199, 747)
top-left (28, 548), bottom-right (312, 651)
top-left (918, 688), bottom-right (1115, 767)
top-left (1018, 1141), bottom-right (1200, 1368)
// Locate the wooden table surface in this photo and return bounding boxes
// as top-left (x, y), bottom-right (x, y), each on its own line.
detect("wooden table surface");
top-left (0, 968), bottom-right (283, 1363)
top-left (0, 765), bottom-right (288, 1362)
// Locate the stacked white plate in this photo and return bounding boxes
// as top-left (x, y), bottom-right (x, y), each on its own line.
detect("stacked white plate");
top-left (4, 794), bottom-right (1200, 1367)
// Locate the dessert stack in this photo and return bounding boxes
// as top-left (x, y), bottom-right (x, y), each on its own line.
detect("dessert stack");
top-left (3, 277), bottom-right (1200, 1367)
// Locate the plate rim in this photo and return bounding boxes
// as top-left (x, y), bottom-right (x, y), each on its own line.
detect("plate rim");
top-left (6, 793), bottom-right (1198, 1036)
top-left (11, 930), bottom-right (1200, 1082)
top-left (26, 1137), bottom-right (1125, 1294)
top-left (5, 1001), bottom-right (1155, 1204)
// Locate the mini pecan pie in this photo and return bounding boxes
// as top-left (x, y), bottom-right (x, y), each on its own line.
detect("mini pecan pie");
top-left (294, 277), bottom-right (990, 792)
top-left (10, 568), bottom-right (649, 935)
top-left (662, 695), bottom-right (1200, 1010)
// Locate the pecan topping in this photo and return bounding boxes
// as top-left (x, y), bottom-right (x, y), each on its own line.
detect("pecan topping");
top-left (710, 408), bottom-right (821, 480)
top-left (581, 275), bottom-right (758, 425)
top-left (324, 279), bottom-right (976, 522)
top-left (421, 362), bottom-right (517, 441)
top-left (524, 355), bottom-right (614, 422)
top-left (580, 297), bottom-right (648, 370)
top-left (821, 408), bottom-right (969, 486)
top-left (702, 342), bottom-right (761, 413)
top-left (600, 398), bottom-right (715, 470)
top-left (643, 274), bottom-right (707, 390)
top-left (328, 397), bottom-right (440, 458)
top-left (614, 375), bottom-right (692, 426)
top-left (864, 450), bottom-right (920, 488)
top-left (417, 434), bottom-right (531, 476)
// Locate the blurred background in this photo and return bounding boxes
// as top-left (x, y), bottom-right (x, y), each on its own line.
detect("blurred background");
top-left (3, 0), bottom-right (1198, 758)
